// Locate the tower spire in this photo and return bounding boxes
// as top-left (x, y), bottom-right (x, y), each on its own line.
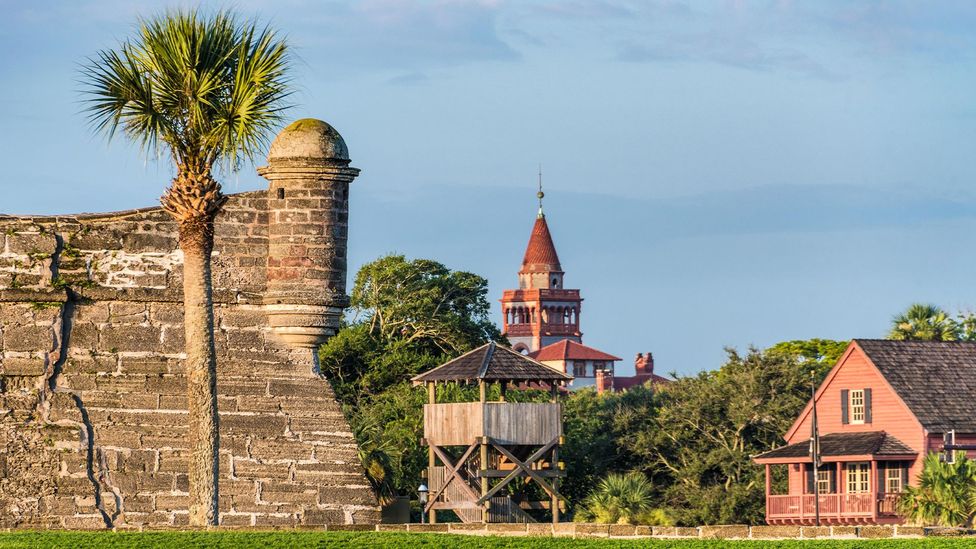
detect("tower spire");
top-left (537, 164), bottom-right (545, 218)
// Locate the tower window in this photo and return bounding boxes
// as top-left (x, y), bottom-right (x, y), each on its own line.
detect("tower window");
top-left (552, 277), bottom-right (559, 288)
top-left (277, 188), bottom-right (285, 199)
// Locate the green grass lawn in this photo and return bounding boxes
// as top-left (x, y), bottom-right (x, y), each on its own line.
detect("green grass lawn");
top-left (0, 532), bottom-right (972, 548)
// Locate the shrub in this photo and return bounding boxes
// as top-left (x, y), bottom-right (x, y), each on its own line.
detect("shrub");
top-left (575, 472), bottom-right (654, 525)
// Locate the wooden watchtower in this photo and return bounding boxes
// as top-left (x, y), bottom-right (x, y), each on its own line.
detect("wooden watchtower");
top-left (412, 341), bottom-right (573, 524)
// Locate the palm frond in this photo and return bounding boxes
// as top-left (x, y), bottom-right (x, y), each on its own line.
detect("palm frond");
top-left (80, 8), bottom-right (292, 177)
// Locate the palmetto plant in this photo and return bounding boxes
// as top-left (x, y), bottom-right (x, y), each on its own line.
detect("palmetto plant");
top-left (577, 472), bottom-right (654, 525)
top-left (81, 10), bottom-right (291, 526)
top-left (888, 303), bottom-right (959, 342)
top-left (898, 452), bottom-right (976, 527)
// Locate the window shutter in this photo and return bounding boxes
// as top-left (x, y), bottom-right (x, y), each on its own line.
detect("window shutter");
top-left (841, 389), bottom-right (850, 424)
top-left (806, 467), bottom-right (814, 494)
top-left (829, 469), bottom-right (837, 494)
top-left (902, 465), bottom-right (909, 488)
top-left (878, 463), bottom-right (885, 493)
top-left (864, 388), bottom-right (873, 423)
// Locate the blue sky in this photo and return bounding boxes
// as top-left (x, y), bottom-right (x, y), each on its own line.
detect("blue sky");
top-left (2, 1), bottom-right (976, 375)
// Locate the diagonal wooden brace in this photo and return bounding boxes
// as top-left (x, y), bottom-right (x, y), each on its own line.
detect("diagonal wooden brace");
top-left (425, 440), bottom-right (480, 512)
top-left (476, 436), bottom-right (562, 505)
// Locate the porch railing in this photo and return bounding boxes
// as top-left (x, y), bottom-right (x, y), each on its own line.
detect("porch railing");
top-left (767, 493), bottom-right (900, 520)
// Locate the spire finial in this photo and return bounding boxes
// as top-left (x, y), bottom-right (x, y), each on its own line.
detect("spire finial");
top-left (537, 164), bottom-right (545, 218)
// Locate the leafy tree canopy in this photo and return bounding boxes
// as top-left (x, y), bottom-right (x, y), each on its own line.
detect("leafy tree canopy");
top-left (319, 255), bottom-right (503, 498)
top-left (609, 341), bottom-right (839, 525)
top-left (320, 255), bottom-right (502, 408)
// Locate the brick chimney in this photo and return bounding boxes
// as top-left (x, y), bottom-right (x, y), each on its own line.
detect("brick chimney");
top-left (635, 352), bottom-right (654, 376)
top-left (595, 368), bottom-right (612, 394)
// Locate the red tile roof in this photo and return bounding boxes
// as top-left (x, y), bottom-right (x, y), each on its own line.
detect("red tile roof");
top-left (520, 216), bottom-right (562, 273)
top-left (530, 339), bottom-right (622, 362)
top-left (611, 373), bottom-right (671, 391)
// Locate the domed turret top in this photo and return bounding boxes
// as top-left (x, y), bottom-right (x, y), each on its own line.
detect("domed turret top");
top-left (267, 118), bottom-right (349, 162)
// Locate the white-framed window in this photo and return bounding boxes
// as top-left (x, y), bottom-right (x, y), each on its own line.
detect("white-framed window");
top-left (847, 462), bottom-right (870, 493)
top-left (817, 469), bottom-right (832, 494)
top-left (886, 467), bottom-right (903, 493)
top-left (850, 389), bottom-right (865, 424)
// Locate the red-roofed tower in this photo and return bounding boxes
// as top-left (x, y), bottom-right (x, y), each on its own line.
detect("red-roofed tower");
top-left (501, 180), bottom-right (583, 353)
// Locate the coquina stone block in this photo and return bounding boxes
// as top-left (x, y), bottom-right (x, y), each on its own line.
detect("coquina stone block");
top-left (0, 119), bottom-right (377, 529)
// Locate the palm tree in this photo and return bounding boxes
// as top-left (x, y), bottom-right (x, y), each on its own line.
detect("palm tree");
top-left (81, 10), bottom-right (291, 526)
top-left (577, 472), bottom-right (654, 525)
top-left (898, 452), bottom-right (976, 527)
top-left (888, 303), bottom-right (959, 341)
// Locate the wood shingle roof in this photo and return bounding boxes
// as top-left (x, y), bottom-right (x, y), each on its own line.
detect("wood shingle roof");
top-left (754, 431), bottom-right (916, 462)
top-left (856, 339), bottom-right (976, 433)
top-left (411, 341), bottom-right (573, 384)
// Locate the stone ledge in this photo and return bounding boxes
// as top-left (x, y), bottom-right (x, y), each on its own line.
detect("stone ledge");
top-left (30, 523), bottom-right (976, 538)
top-left (0, 288), bottom-right (68, 302)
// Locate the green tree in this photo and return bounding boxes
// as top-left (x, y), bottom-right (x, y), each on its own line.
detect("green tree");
top-left (560, 385), bottom-right (655, 506)
top-left (351, 255), bottom-right (501, 355)
top-left (766, 339), bottom-right (848, 365)
top-left (575, 472), bottom-right (654, 525)
top-left (319, 255), bottom-right (503, 496)
top-left (624, 344), bottom-right (834, 525)
top-left (81, 10), bottom-right (291, 526)
top-left (889, 303), bottom-right (958, 341)
top-left (898, 453), bottom-right (976, 527)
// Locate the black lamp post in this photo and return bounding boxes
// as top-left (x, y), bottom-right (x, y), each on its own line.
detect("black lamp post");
top-left (418, 483), bottom-right (429, 524)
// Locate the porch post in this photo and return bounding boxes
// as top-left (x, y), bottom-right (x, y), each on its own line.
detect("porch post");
top-left (800, 463), bottom-right (805, 522)
top-left (765, 464), bottom-right (771, 524)
top-left (765, 464), bottom-right (771, 497)
top-left (871, 460), bottom-right (878, 521)
top-left (836, 461), bottom-right (843, 515)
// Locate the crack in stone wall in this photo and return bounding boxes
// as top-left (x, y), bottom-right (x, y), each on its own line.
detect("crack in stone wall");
top-left (0, 191), bottom-right (379, 529)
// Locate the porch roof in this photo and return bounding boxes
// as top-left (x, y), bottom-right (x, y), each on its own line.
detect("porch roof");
top-left (753, 431), bottom-right (917, 464)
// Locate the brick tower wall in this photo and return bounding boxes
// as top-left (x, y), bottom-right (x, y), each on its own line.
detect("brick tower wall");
top-left (0, 191), bottom-right (379, 529)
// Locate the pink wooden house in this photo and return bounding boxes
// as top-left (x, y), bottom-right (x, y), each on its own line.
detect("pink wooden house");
top-left (754, 339), bottom-right (976, 525)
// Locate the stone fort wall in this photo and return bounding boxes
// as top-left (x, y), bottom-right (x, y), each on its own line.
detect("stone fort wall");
top-left (0, 121), bottom-right (379, 529)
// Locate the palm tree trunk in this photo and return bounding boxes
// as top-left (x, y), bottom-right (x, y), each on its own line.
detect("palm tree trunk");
top-left (180, 218), bottom-right (220, 527)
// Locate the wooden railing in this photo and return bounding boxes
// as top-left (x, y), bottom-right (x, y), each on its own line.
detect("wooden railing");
top-left (877, 494), bottom-right (902, 516)
top-left (424, 402), bottom-right (562, 446)
top-left (767, 493), bottom-right (891, 520)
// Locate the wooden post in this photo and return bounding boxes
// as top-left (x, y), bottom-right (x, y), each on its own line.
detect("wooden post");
top-left (871, 460), bottom-right (878, 521)
top-left (764, 463), bottom-right (771, 524)
top-left (836, 461), bottom-right (843, 515)
top-left (552, 442), bottom-right (560, 523)
top-left (427, 382), bottom-right (436, 524)
top-left (480, 436), bottom-right (489, 523)
top-left (479, 381), bottom-right (487, 403)
top-left (765, 464), bottom-right (771, 497)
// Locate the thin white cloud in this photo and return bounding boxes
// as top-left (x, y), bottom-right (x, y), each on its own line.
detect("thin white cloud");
top-left (290, 0), bottom-right (520, 72)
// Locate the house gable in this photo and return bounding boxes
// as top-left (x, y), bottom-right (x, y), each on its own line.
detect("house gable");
top-left (784, 341), bottom-right (924, 450)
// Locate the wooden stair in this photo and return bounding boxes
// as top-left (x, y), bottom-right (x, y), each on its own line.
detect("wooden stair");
top-left (430, 466), bottom-right (536, 523)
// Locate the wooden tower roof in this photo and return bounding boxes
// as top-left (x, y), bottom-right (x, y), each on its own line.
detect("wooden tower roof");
top-left (412, 341), bottom-right (573, 384)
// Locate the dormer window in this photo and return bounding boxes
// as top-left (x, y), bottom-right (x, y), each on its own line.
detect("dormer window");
top-left (850, 389), bottom-right (865, 424)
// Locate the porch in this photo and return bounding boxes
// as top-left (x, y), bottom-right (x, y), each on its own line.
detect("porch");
top-left (754, 431), bottom-right (917, 526)
top-left (766, 493), bottom-right (901, 525)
